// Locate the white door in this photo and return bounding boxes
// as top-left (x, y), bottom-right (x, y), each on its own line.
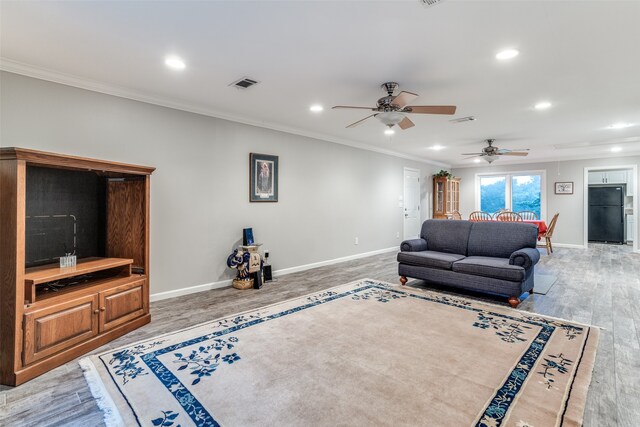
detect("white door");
top-left (403, 168), bottom-right (421, 240)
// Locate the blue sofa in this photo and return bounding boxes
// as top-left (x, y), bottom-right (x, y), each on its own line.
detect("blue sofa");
top-left (398, 220), bottom-right (540, 307)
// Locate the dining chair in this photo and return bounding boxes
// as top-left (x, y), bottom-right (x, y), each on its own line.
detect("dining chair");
top-left (519, 211), bottom-right (539, 220)
top-left (469, 211), bottom-right (492, 221)
top-left (495, 211), bottom-right (523, 222)
top-left (451, 210), bottom-right (462, 220)
top-left (538, 212), bottom-right (560, 255)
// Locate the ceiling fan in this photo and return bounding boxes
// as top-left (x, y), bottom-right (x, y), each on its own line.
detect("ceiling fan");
top-left (462, 139), bottom-right (530, 163)
top-left (332, 82), bottom-right (457, 130)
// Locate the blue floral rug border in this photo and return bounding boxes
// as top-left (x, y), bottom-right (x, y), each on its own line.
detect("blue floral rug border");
top-left (99, 280), bottom-right (584, 427)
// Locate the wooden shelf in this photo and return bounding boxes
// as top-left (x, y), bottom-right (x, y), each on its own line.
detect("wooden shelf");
top-left (29, 274), bottom-right (145, 306)
top-left (25, 257), bottom-right (133, 286)
top-left (24, 257), bottom-right (134, 304)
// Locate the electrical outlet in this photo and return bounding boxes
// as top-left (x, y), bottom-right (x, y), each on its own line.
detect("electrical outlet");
top-left (354, 237), bottom-right (359, 245)
top-left (396, 232), bottom-right (400, 239)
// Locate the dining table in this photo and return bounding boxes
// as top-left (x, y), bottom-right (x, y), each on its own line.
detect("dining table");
top-left (523, 220), bottom-right (547, 240)
top-left (468, 218), bottom-right (547, 240)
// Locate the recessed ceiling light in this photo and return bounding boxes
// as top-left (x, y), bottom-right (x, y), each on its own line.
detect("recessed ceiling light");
top-left (473, 158), bottom-right (482, 163)
top-left (607, 122), bottom-right (634, 130)
top-left (535, 101), bottom-right (552, 110)
top-left (430, 145), bottom-right (445, 151)
top-left (164, 56), bottom-right (186, 70)
top-left (309, 104), bottom-right (323, 112)
top-left (496, 49), bottom-right (519, 60)
top-left (611, 147), bottom-right (622, 152)
top-left (384, 128), bottom-right (395, 136)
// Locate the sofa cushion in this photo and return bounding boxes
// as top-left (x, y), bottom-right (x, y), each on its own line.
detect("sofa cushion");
top-left (467, 222), bottom-right (538, 258)
top-left (397, 251), bottom-right (466, 270)
top-left (420, 220), bottom-right (473, 255)
top-left (452, 256), bottom-right (525, 282)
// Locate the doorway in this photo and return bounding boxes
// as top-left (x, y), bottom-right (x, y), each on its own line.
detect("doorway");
top-left (403, 168), bottom-right (421, 240)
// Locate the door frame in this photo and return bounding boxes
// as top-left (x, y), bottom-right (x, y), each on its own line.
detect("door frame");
top-left (403, 167), bottom-right (421, 240)
top-left (583, 165), bottom-right (638, 252)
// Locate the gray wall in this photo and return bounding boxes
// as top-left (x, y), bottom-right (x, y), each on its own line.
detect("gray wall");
top-left (452, 157), bottom-right (640, 246)
top-left (0, 72), bottom-right (440, 295)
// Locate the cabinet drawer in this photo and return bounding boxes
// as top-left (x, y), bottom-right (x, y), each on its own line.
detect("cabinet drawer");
top-left (99, 278), bottom-right (148, 333)
top-left (23, 294), bottom-right (99, 365)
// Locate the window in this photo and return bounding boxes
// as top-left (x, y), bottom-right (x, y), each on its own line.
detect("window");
top-left (477, 172), bottom-right (545, 219)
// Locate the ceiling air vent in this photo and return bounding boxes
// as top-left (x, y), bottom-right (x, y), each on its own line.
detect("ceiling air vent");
top-left (229, 77), bottom-right (259, 90)
top-left (420, 0), bottom-right (446, 8)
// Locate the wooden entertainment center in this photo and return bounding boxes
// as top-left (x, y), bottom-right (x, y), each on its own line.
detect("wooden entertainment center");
top-left (0, 148), bottom-right (154, 386)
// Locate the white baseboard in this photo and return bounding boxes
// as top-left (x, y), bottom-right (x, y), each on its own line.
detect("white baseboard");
top-left (272, 246), bottom-right (397, 277)
top-left (150, 279), bottom-right (232, 302)
top-left (149, 246), bottom-right (398, 302)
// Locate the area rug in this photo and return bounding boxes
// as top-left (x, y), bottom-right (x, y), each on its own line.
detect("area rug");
top-left (533, 273), bottom-right (558, 295)
top-left (80, 279), bottom-right (599, 427)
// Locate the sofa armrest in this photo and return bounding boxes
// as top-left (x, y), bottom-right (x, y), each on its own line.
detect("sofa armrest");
top-left (509, 248), bottom-right (541, 269)
top-left (400, 238), bottom-right (428, 252)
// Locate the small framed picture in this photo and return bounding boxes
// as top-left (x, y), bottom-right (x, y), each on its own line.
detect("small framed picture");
top-left (555, 182), bottom-right (573, 195)
top-left (250, 153), bottom-right (278, 202)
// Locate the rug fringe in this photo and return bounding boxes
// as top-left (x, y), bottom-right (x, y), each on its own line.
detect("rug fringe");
top-left (79, 357), bottom-right (126, 427)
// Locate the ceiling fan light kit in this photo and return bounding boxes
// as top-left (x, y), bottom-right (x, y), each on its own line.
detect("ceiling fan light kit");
top-left (484, 155), bottom-right (498, 164)
top-left (377, 111), bottom-right (405, 127)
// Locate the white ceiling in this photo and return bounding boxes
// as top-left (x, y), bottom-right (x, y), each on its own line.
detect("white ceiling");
top-left (2, 0), bottom-right (640, 167)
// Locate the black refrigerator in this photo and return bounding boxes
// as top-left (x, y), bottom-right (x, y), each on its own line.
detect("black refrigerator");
top-left (588, 186), bottom-right (625, 244)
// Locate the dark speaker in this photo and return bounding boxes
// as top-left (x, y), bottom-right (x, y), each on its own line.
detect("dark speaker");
top-left (263, 265), bottom-right (272, 281)
top-left (253, 271), bottom-right (263, 289)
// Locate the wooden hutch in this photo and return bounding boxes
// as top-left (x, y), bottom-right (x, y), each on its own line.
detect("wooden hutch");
top-left (0, 148), bottom-right (154, 386)
top-left (433, 175), bottom-right (460, 219)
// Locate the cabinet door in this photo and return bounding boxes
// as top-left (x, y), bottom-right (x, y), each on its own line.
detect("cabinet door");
top-left (451, 181), bottom-right (460, 212)
top-left (434, 180), bottom-right (444, 215)
top-left (99, 278), bottom-right (148, 333)
top-left (23, 295), bottom-right (99, 365)
top-left (107, 179), bottom-right (147, 271)
top-left (606, 171), bottom-right (627, 184)
top-left (626, 171), bottom-right (635, 196)
top-left (588, 172), bottom-right (605, 185)
top-left (628, 216), bottom-right (635, 242)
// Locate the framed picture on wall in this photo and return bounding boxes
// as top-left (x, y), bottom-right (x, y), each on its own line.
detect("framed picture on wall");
top-left (250, 153), bottom-right (278, 202)
top-left (555, 182), bottom-right (573, 195)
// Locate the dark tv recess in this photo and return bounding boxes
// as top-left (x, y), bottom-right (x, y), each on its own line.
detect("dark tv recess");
top-left (25, 166), bottom-right (106, 267)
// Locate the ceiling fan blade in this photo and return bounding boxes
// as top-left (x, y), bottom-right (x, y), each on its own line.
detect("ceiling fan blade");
top-left (463, 155), bottom-right (484, 160)
top-left (346, 114), bottom-right (377, 128)
top-left (398, 116), bottom-right (415, 130)
top-left (497, 148), bottom-right (530, 153)
top-left (405, 106), bottom-right (457, 115)
top-left (391, 91), bottom-right (418, 109)
top-left (500, 152), bottom-right (529, 156)
top-left (461, 152), bottom-right (484, 156)
top-left (333, 105), bottom-right (377, 110)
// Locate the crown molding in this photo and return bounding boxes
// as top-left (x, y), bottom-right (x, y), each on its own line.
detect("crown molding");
top-left (0, 58), bottom-right (451, 169)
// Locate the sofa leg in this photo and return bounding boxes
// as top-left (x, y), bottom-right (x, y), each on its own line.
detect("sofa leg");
top-left (508, 296), bottom-right (521, 308)
top-left (400, 276), bottom-right (408, 286)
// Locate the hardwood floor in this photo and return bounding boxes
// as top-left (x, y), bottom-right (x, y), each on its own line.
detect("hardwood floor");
top-left (1, 244), bottom-right (638, 426)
